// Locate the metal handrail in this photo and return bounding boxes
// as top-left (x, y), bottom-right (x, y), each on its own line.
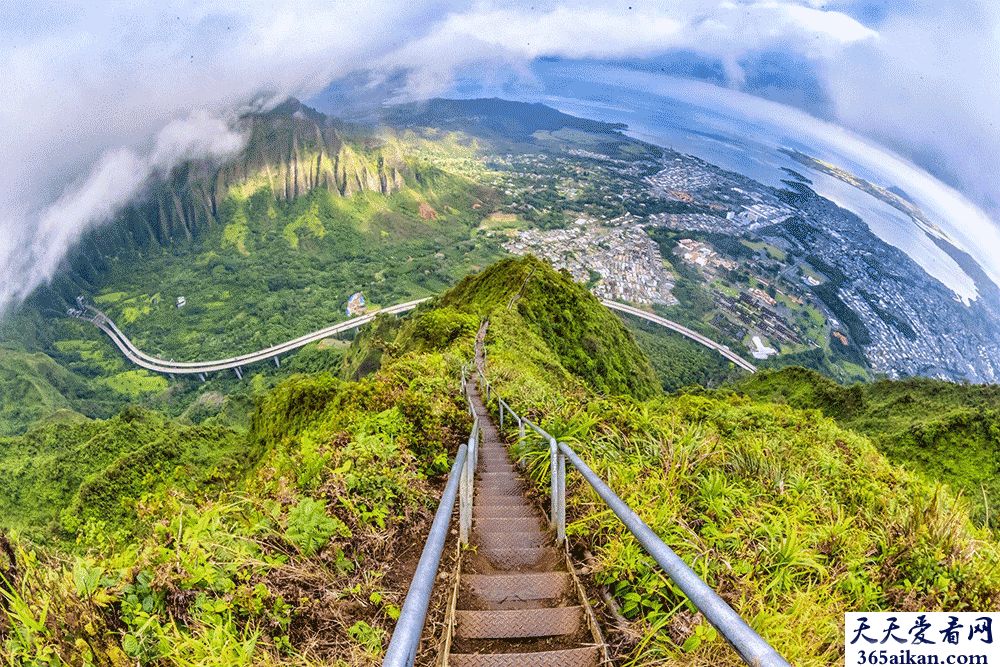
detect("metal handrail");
top-left (382, 443), bottom-right (467, 667)
top-left (475, 365), bottom-right (790, 667)
top-left (382, 362), bottom-right (480, 667)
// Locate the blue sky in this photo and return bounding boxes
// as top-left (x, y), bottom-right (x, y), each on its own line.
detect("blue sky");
top-left (1, 0), bottom-right (998, 313)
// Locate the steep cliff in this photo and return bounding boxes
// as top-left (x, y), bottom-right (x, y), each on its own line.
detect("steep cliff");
top-left (49, 99), bottom-right (417, 307)
top-left (214, 98), bottom-right (409, 205)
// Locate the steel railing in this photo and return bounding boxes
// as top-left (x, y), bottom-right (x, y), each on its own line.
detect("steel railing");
top-left (382, 361), bottom-right (479, 667)
top-left (474, 366), bottom-right (791, 667)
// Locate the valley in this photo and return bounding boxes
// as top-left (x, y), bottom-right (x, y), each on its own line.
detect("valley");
top-left (1, 98), bottom-right (1000, 667)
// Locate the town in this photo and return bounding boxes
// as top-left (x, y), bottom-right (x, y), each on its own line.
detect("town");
top-left (482, 141), bottom-right (1000, 383)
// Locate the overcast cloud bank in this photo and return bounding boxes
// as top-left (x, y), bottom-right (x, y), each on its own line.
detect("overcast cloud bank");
top-left (2, 0), bottom-right (998, 316)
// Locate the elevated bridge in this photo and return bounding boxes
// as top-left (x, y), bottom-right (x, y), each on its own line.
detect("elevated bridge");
top-left (71, 296), bottom-right (756, 378)
top-left (68, 297), bottom-right (430, 377)
top-left (602, 299), bottom-right (758, 373)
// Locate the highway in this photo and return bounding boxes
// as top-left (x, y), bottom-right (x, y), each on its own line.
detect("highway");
top-left (71, 298), bottom-right (431, 376)
top-left (73, 295), bottom-right (755, 378)
top-left (601, 299), bottom-right (758, 373)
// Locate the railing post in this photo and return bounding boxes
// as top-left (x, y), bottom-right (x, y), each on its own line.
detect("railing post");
top-left (499, 400), bottom-right (504, 434)
top-left (557, 450), bottom-right (566, 545)
top-left (549, 436), bottom-right (558, 529)
top-left (514, 412), bottom-right (524, 470)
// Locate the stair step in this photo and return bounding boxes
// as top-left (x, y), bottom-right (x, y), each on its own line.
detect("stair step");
top-left (477, 478), bottom-right (526, 490)
top-left (475, 517), bottom-right (544, 532)
top-left (473, 547), bottom-right (561, 569)
top-left (475, 530), bottom-right (551, 549)
top-left (480, 464), bottom-right (518, 474)
top-left (474, 505), bottom-right (539, 519)
top-left (477, 486), bottom-right (528, 498)
top-left (475, 494), bottom-right (528, 506)
top-left (449, 646), bottom-right (600, 667)
top-left (463, 573), bottom-right (573, 603)
top-left (454, 606), bottom-right (585, 639)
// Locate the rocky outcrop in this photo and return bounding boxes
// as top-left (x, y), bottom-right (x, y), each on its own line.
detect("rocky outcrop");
top-left (61, 99), bottom-right (412, 290)
top-left (213, 99), bottom-right (410, 206)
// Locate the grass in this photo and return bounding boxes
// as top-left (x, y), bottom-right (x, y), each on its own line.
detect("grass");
top-left (99, 369), bottom-right (170, 397)
top-left (448, 260), bottom-right (1000, 666)
top-left (0, 342), bottom-right (470, 666)
top-left (740, 367), bottom-right (1000, 528)
top-left (3, 257), bottom-right (1000, 666)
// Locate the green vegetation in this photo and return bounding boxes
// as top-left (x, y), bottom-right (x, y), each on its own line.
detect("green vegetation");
top-left (0, 406), bottom-right (244, 543)
top-left (458, 263), bottom-right (1000, 665)
top-left (0, 335), bottom-right (470, 666)
top-left (740, 367), bottom-right (1000, 527)
top-left (440, 256), bottom-right (657, 399)
top-left (2, 257), bottom-right (1000, 667)
top-left (0, 348), bottom-right (129, 436)
top-left (622, 315), bottom-right (742, 391)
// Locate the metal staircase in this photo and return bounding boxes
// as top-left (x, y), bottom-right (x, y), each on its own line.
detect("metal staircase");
top-left (382, 322), bottom-right (788, 667)
top-left (441, 343), bottom-right (607, 666)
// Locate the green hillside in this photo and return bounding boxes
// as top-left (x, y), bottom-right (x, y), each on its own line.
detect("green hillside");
top-left (439, 255), bottom-right (658, 399)
top-left (437, 263), bottom-right (1000, 665)
top-left (739, 367), bottom-right (1000, 527)
top-left (1, 259), bottom-right (999, 667)
top-left (0, 347), bottom-right (132, 436)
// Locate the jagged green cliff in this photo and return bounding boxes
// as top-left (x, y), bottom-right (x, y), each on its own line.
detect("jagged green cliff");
top-left (217, 100), bottom-right (409, 204)
top-left (24, 98), bottom-right (497, 316)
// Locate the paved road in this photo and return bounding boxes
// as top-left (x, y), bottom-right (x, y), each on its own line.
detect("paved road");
top-left (74, 295), bottom-right (754, 378)
top-left (72, 298), bottom-right (431, 376)
top-left (601, 299), bottom-right (757, 373)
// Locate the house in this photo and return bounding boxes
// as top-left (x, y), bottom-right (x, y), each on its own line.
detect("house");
top-left (346, 292), bottom-right (366, 316)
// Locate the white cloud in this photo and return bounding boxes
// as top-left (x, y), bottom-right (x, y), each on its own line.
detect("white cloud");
top-left (0, 0), bottom-right (471, 314)
top-left (2, 0), bottom-right (998, 319)
top-left (383, 2), bottom-right (877, 88)
top-left (3, 112), bottom-right (243, 310)
top-left (823, 2), bottom-right (1000, 218)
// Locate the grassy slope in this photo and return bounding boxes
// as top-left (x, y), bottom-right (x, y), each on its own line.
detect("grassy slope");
top-left (0, 348), bottom-right (129, 436)
top-left (0, 407), bottom-right (245, 543)
top-left (437, 261), bottom-right (1000, 666)
top-left (0, 333), bottom-right (471, 667)
top-left (440, 255), bottom-right (658, 400)
top-left (621, 315), bottom-right (745, 392)
top-left (738, 366), bottom-right (1000, 527)
top-left (2, 259), bottom-right (1000, 667)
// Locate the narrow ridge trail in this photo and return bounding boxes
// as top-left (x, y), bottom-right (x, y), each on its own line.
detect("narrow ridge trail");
top-left (444, 324), bottom-right (606, 667)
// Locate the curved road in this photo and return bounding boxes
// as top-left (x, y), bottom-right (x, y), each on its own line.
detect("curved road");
top-left (74, 296), bottom-right (754, 377)
top-left (601, 300), bottom-right (757, 373)
top-left (71, 298), bottom-right (430, 376)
